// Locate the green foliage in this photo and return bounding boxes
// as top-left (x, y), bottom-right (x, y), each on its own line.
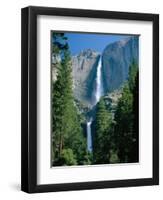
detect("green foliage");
top-left (59, 149), bottom-right (77, 166)
top-left (52, 33), bottom-right (87, 166)
top-left (131, 71), bottom-right (139, 162)
top-left (128, 60), bottom-right (138, 92)
top-left (114, 84), bottom-right (134, 162)
top-left (114, 61), bottom-right (139, 163)
top-left (52, 32), bottom-right (68, 54)
top-left (93, 98), bottom-right (113, 164)
top-left (82, 152), bottom-right (93, 165)
top-left (109, 150), bottom-right (120, 163)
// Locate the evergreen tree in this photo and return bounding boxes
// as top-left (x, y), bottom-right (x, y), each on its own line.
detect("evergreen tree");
top-left (93, 98), bottom-right (112, 164)
top-left (52, 33), bottom-right (87, 166)
top-left (114, 84), bottom-right (134, 162)
top-left (59, 148), bottom-right (77, 166)
top-left (52, 33), bottom-right (69, 164)
top-left (114, 61), bottom-right (138, 163)
top-left (129, 71), bottom-right (139, 162)
top-left (128, 60), bottom-right (138, 92)
top-left (52, 32), bottom-right (68, 54)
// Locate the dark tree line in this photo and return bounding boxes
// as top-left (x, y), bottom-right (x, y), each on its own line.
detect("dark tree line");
top-left (52, 33), bottom-right (91, 166)
top-left (93, 60), bottom-right (139, 164)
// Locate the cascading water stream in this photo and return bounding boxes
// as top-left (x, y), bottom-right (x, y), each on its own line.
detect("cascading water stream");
top-left (87, 120), bottom-right (93, 152)
top-left (95, 56), bottom-right (104, 103)
top-left (86, 56), bottom-right (104, 152)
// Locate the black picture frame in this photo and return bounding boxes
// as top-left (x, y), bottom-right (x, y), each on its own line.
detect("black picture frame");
top-left (21, 6), bottom-right (159, 193)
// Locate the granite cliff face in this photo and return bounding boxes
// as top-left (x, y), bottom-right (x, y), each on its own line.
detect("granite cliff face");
top-left (72, 49), bottom-right (100, 106)
top-left (72, 36), bottom-right (138, 106)
top-left (102, 36), bottom-right (138, 93)
top-left (52, 36), bottom-right (138, 107)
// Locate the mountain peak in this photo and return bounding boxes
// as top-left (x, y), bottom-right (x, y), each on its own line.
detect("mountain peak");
top-left (103, 36), bottom-right (138, 53)
top-left (71, 36), bottom-right (138, 106)
top-left (102, 36), bottom-right (139, 92)
top-left (78, 49), bottom-right (99, 58)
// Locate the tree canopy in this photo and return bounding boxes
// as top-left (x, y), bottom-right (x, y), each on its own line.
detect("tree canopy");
top-left (52, 33), bottom-right (89, 166)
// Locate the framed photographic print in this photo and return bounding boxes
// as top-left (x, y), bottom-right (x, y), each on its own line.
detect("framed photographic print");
top-left (21, 6), bottom-right (159, 193)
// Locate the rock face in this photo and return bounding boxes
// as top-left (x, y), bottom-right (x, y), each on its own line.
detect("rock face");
top-left (52, 54), bottom-right (61, 82)
top-left (102, 36), bottom-right (139, 93)
top-left (72, 49), bottom-right (100, 106)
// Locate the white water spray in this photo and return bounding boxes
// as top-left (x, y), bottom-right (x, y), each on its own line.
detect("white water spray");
top-left (95, 56), bottom-right (104, 104)
top-left (86, 56), bottom-right (104, 152)
top-left (87, 120), bottom-right (93, 152)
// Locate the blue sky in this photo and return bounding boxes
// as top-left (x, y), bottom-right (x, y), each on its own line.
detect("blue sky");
top-left (65, 32), bottom-right (130, 55)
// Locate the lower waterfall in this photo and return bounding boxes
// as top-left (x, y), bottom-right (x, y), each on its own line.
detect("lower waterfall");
top-left (86, 120), bottom-right (93, 152)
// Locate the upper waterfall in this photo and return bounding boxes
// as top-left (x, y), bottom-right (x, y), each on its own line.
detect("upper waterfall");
top-left (86, 56), bottom-right (104, 152)
top-left (95, 56), bottom-right (104, 104)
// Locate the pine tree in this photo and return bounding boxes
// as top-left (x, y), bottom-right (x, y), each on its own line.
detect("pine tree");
top-left (52, 33), bottom-right (69, 164)
top-left (93, 98), bottom-right (112, 164)
top-left (114, 84), bottom-right (133, 162)
top-left (130, 71), bottom-right (139, 162)
top-left (52, 33), bottom-right (87, 166)
top-left (114, 61), bottom-right (138, 163)
top-left (128, 60), bottom-right (138, 92)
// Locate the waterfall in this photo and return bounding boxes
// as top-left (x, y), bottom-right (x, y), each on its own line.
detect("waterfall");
top-left (87, 120), bottom-right (92, 152)
top-left (86, 55), bottom-right (104, 152)
top-left (95, 56), bottom-right (104, 104)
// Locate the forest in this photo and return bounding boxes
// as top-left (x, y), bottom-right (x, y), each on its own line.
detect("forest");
top-left (51, 33), bottom-right (139, 166)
